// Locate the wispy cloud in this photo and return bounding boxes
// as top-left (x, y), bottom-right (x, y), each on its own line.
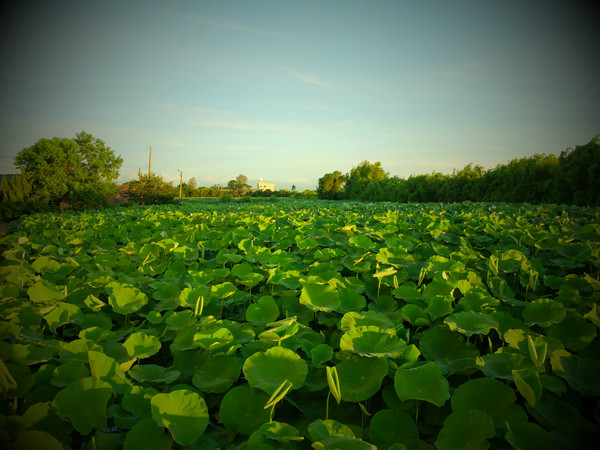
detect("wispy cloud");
top-left (195, 120), bottom-right (309, 133)
top-left (179, 13), bottom-right (284, 37)
top-left (282, 67), bottom-right (331, 88)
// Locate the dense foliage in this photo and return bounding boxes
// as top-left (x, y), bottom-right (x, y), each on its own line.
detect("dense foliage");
top-left (123, 174), bottom-right (179, 205)
top-left (1, 199), bottom-right (598, 449)
top-left (318, 136), bottom-right (600, 205)
top-left (1, 132), bottom-right (123, 218)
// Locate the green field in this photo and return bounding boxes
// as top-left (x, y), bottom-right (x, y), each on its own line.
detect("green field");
top-left (1, 199), bottom-right (599, 449)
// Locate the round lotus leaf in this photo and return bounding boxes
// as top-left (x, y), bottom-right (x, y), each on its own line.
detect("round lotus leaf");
top-left (425, 295), bottom-right (455, 321)
top-left (123, 331), bottom-right (161, 359)
top-left (243, 346), bottom-right (308, 394)
top-left (192, 355), bottom-right (241, 393)
top-left (248, 421), bottom-right (303, 447)
top-left (313, 436), bottom-right (376, 450)
top-left (246, 296), bottom-right (280, 327)
top-left (43, 302), bottom-right (84, 333)
top-left (28, 280), bottom-right (66, 303)
top-left (12, 430), bottom-right (64, 450)
top-left (311, 344), bottom-right (333, 367)
top-left (50, 361), bottom-right (90, 387)
top-left (451, 377), bottom-right (517, 424)
top-left (546, 314), bottom-right (596, 351)
top-left (129, 365), bottom-right (181, 384)
top-left (369, 409), bottom-right (418, 449)
top-left (299, 281), bottom-right (341, 312)
top-left (219, 385), bottom-right (271, 435)
top-left (418, 327), bottom-right (479, 375)
top-left (106, 281), bottom-right (148, 315)
top-left (336, 356), bottom-right (388, 402)
top-left (52, 377), bottom-right (113, 435)
top-left (308, 419), bottom-right (356, 442)
top-left (522, 299), bottom-right (566, 327)
top-left (550, 349), bottom-right (600, 397)
top-left (150, 389), bottom-right (209, 446)
top-left (122, 385), bottom-right (159, 419)
top-left (505, 421), bottom-right (562, 450)
top-left (401, 304), bottom-right (431, 327)
top-left (340, 311), bottom-right (395, 333)
top-left (394, 362), bottom-right (450, 407)
top-left (338, 288), bottom-right (367, 313)
top-left (434, 410), bottom-right (495, 450)
top-left (340, 325), bottom-right (406, 358)
top-left (124, 417), bottom-right (172, 450)
top-left (476, 352), bottom-right (527, 380)
top-left (444, 311), bottom-right (498, 336)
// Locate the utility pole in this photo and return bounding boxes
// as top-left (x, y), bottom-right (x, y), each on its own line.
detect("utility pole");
top-left (178, 169), bottom-right (183, 199)
top-left (149, 147), bottom-right (152, 176)
top-left (138, 168), bottom-right (142, 180)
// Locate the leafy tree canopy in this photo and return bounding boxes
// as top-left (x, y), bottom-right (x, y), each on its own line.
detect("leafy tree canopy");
top-left (317, 171), bottom-right (347, 199)
top-left (14, 131), bottom-right (123, 204)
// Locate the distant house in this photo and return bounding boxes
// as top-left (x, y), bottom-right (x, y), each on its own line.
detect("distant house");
top-left (258, 180), bottom-right (275, 191)
top-left (107, 184), bottom-right (130, 205)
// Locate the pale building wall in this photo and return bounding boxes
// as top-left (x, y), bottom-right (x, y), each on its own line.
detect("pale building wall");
top-left (258, 181), bottom-right (276, 191)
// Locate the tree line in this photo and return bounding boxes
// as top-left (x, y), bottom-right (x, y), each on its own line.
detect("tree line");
top-left (0, 132), bottom-right (316, 219)
top-left (317, 136), bottom-right (600, 206)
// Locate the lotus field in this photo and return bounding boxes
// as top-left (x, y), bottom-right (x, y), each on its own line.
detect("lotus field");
top-left (1, 199), bottom-right (599, 449)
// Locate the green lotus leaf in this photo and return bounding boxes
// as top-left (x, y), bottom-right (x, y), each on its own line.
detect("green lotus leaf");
top-left (210, 281), bottom-right (237, 299)
top-left (550, 349), bottom-right (600, 396)
top-left (106, 281), bottom-right (148, 315)
top-left (425, 295), bottom-right (455, 321)
top-left (246, 295), bottom-right (280, 327)
top-left (497, 249), bottom-right (527, 273)
top-left (50, 361), bottom-right (90, 387)
top-left (219, 385), bottom-right (271, 435)
top-left (340, 325), bottom-right (406, 358)
top-left (401, 304), bottom-right (431, 327)
top-left (337, 287), bottom-right (367, 312)
top-left (129, 365), bottom-right (181, 384)
top-left (336, 356), bottom-right (388, 402)
top-left (394, 362), bottom-right (450, 407)
top-left (9, 343), bottom-right (53, 366)
top-left (546, 314), bottom-right (596, 351)
top-left (300, 281), bottom-right (341, 312)
top-left (476, 351), bottom-right (528, 380)
top-left (349, 234), bottom-right (375, 250)
top-left (340, 311), bottom-right (395, 333)
top-left (163, 309), bottom-right (197, 330)
top-left (555, 243), bottom-right (591, 261)
top-left (418, 327), bottom-right (479, 375)
top-left (231, 262), bottom-right (253, 278)
top-left (308, 419), bottom-right (355, 442)
top-left (243, 346), bottom-right (308, 394)
top-left (122, 385), bottom-right (159, 419)
top-left (123, 332), bottom-right (161, 359)
top-left (88, 350), bottom-right (130, 392)
top-left (522, 299), bottom-right (566, 327)
top-left (124, 417), bottom-right (172, 450)
top-left (512, 368), bottom-right (542, 406)
top-left (451, 377), bottom-right (518, 425)
top-left (369, 409), bottom-right (418, 449)
top-left (52, 377), bottom-right (113, 435)
top-left (43, 301), bottom-right (84, 333)
top-left (248, 421), bottom-right (303, 447)
top-left (192, 355), bottom-right (241, 393)
top-left (150, 389), bottom-right (209, 446)
top-left (392, 282), bottom-right (421, 301)
top-left (313, 436), bottom-right (377, 450)
top-left (505, 421), bottom-right (562, 450)
top-left (28, 280), bottom-right (66, 303)
top-left (444, 311), bottom-right (498, 336)
top-left (435, 409), bottom-right (495, 450)
top-left (311, 344), bottom-right (333, 367)
top-left (12, 430), bottom-right (64, 450)
top-left (193, 327), bottom-right (236, 353)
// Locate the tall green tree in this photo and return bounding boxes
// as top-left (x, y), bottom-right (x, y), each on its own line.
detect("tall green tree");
top-left (14, 131), bottom-right (123, 205)
top-left (125, 173), bottom-right (177, 204)
top-left (317, 171), bottom-right (347, 199)
top-left (345, 161), bottom-right (388, 199)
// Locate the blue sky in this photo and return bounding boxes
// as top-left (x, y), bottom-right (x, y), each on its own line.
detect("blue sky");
top-left (1, 0), bottom-right (598, 190)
